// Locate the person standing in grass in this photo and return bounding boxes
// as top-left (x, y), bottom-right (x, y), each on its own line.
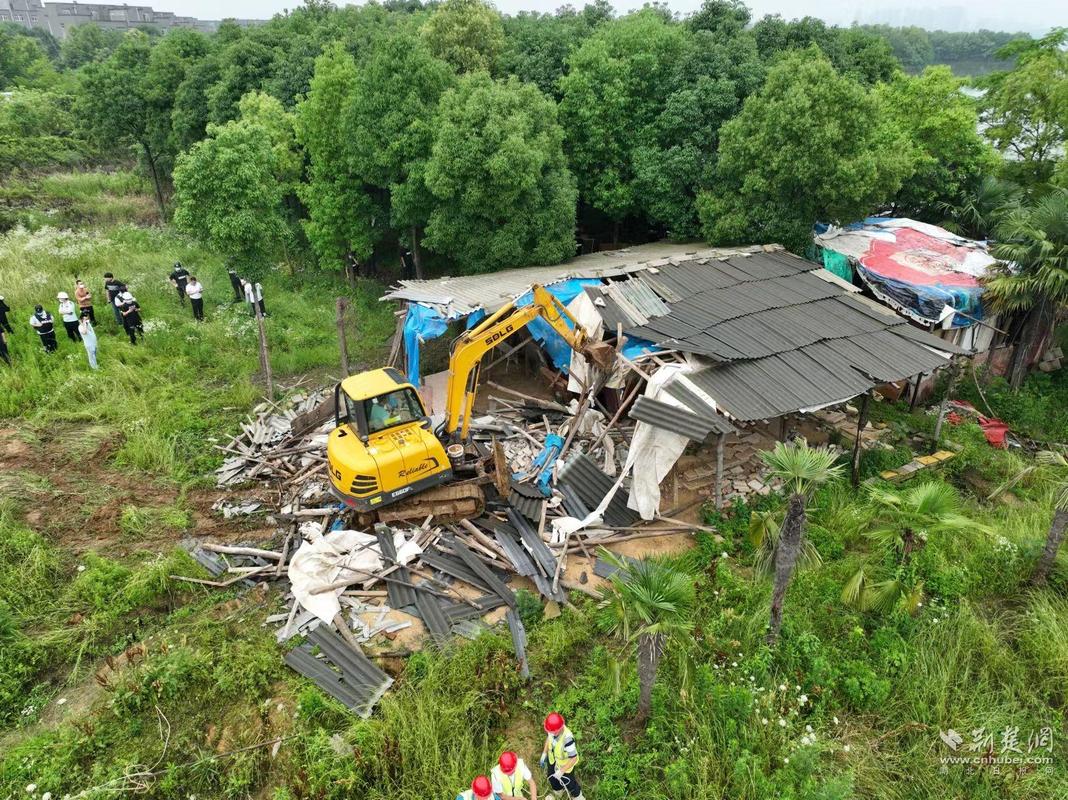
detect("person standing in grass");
top-left (227, 266), bottom-right (244, 302)
top-left (0, 328), bottom-right (10, 366)
top-left (169, 262), bottom-right (190, 306)
top-left (186, 275), bottom-right (205, 322)
top-left (104, 273), bottom-right (125, 326)
top-left (29, 305), bottom-right (58, 352)
top-left (0, 294), bottom-right (12, 334)
top-left (74, 279), bottom-right (94, 324)
top-left (57, 292), bottom-right (81, 343)
top-left (78, 309), bottom-right (98, 370)
top-left (243, 278), bottom-right (266, 317)
top-left (541, 713), bottom-right (584, 800)
top-left (117, 291), bottom-right (144, 345)
top-left (493, 751), bottom-right (537, 800)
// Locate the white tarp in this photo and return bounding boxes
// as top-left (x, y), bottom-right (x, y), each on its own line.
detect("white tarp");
top-left (288, 529), bottom-right (422, 624)
top-left (566, 290), bottom-right (607, 393)
top-left (625, 363), bottom-right (693, 520)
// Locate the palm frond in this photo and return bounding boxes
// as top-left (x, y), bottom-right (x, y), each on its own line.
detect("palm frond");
top-left (760, 439), bottom-right (843, 496)
top-left (865, 578), bottom-right (906, 613)
top-left (842, 564), bottom-right (869, 607)
top-left (748, 510), bottom-right (779, 548)
top-left (598, 550), bottom-right (696, 643)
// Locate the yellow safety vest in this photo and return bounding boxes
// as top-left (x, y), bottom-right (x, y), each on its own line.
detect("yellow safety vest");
top-left (546, 726), bottom-right (578, 773)
top-left (492, 762), bottom-right (526, 796)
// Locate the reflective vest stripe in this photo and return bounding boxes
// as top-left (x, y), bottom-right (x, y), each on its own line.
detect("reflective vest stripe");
top-left (547, 727), bottom-right (578, 773)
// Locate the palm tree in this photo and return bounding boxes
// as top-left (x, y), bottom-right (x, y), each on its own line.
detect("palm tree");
top-left (939, 175), bottom-right (1021, 240)
top-left (597, 552), bottom-right (695, 724)
top-left (986, 189), bottom-right (1068, 389)
top-left (760, 440), bottom-right (843, 643)
top-left (991, 450), bottom-right (1068, 585)
top-left (843, 483), bottom-right (975, 614)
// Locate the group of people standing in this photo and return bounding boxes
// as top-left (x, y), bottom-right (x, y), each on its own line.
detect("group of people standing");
top-left (1, 262), bottom-right (269, 370)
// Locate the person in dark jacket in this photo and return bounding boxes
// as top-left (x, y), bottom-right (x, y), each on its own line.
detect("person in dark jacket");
top-left (29, 305), bottom-right (58, 352)
top-left (104, 273), bottom-right (125, 326)
top-left (0, 294), bottom-right (12, 333)
top-left (169, 262), bottom-right (190, 305)
top-left (227, 266), bottom-right (244, 302)
top-left (116, 291), bottom-right (144, 345)
top-left (0, 329), bottom-right (9, 366)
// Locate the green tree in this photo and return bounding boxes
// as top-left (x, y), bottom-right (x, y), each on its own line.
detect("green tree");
top-left (347, 30), bottom-right (455, 276)
top-left (981, 29), bottom-right (1068, 186)
top-left (237, 91), bottom-right (301, 188)
top-left (986, 190), bottom-right (1068, 389)
top-left (297, 44), bottom-right (382, 272)
top-left (559, 10), bottom-right (688, 238)
top-left (76, 32), bottom-right (171, 213)
top-left (686, 0), bottom-right (750, 36)
top-left (206, 37), bottom-right (276, 125)
top-left (500, 7), bottom-right (601, 98)
top-left (172, 55), bottom-right (222, 151)
top-left (423, 73), bottom-right (577, 272)
top-left (939, 174), bottom-right (1022, 240)
top-left (698, 49), bottom-right (913, 251)
top-left (173, 119), bottom-right (290, 273)
top-left (0, 26), bottom-right (56, 89)
top-left (752, 15), bottom-right (899, 85)
top-left (631, 30), bottom-right (764, 238)
top-left (877, 66), bottom-right (1000, 220)
top-left (421, 0), bottom-right (504, 74)
top-left (759, 440), bottom-right (842, 643)
top-left (843, 484), bottom-right (974, 614)
top-left (59, 23), bottom-right (124, 70)
top-left (993, 451), bottom-right (1068, 585)
top-left (597, 552), bottom-right (695, 723)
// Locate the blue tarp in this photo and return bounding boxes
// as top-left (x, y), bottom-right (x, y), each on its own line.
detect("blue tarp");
top-left (402, 278), bottom-right (661, 384)
top-left (403, 304), bottom-right (450, 385)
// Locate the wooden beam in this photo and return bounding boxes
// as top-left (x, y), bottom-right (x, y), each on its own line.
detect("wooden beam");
top-left (715, 432), bottom-right (726, 510)
top-left (851, 391), bottom-right (872, 487)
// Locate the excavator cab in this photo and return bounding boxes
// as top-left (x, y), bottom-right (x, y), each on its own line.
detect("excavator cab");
top-left (327, 367), bottom-right (452, 510)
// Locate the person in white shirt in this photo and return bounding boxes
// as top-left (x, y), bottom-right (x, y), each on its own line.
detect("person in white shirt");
top-left (492, 751), bottom-right (537, 800)
top-left (78, 310), bottom-right (99, 370)
top-left (57, 292), bottom-right (81, 342)
top-left (185, 276), bottom-right (205, 322)
top-left (243, 279), bottom-right (266, 317)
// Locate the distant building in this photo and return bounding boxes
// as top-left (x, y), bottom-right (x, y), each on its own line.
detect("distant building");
top-left (0, 0), bottom-right (260, 39)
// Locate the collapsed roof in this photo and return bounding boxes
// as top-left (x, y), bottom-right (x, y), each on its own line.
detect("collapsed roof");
top-left (384, 242), bottom-right (967, 425)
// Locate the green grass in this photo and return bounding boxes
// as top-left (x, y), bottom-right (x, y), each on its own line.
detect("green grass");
top-left (0, 223), bottom-right (394, 482)
top-left (1, 173), bottom-right (1066, 798)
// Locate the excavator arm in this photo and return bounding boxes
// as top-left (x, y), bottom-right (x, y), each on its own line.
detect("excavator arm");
top-left (442, 284), bottom-right (615, 441)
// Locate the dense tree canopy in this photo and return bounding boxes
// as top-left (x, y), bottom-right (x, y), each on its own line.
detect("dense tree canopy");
top-left (423, 73), bottom-right (578, 271)
top-left (4, 0), bottom-right (1062, 278)
top-left (698, 49), bottom-right (913, 250)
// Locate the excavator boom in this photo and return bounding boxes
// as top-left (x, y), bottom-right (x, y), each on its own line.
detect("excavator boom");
top-left (442, 284), bottom-right (615, 440)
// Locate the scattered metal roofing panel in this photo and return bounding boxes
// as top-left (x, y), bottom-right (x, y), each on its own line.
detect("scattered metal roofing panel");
top-left (294, 625), bottom-right (394, 718)
top-left (507, 608), bottom-right (530, 680)
top-left (508, 490), bottom-right (543, 523)
top-left (420, 549), bottom-right (492, 592)
top-left (629, 395), bottom-right (736, 440)
top-left (414, 588), bottom-right (453, 641)
top-left (446, 535), bottom-right (516, 609)
top-left (892, 322), bottom-right (972, 355)
top-left (558, 483), bottom-right (592, 520)
top-left (557, 454), bottom-right (639, 528)
top-left (376, 527), bottom-right (417, 612)
top-left (491, 524), bottom-right (538, 578)
top-left (444, 594), bottom-right (507, 622)
top-left (506, 508), bottom-right (558, 578)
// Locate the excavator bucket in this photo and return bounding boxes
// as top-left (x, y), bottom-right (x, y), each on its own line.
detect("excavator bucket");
top-left (582, 340), bottom-right (618, 371)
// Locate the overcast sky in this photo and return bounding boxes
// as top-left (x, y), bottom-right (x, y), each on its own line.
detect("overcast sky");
top-left (168, 0), bottom-right (1063, 37)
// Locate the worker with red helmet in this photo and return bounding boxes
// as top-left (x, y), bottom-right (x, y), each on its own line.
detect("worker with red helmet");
top-left (457, 775), bottom-right (499, 800)
top-left (540, 712), bottom-right (584, 800)
top-left (492, 750), bottom-right (538, 800)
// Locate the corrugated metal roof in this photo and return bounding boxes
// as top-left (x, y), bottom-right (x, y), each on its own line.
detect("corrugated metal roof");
top-left (629, 395), bottom-right (736, 440)
top-left (383, 242), bottom-right (772, 315)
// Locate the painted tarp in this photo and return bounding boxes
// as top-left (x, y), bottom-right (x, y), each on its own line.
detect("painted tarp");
top-left (814, 218), bottom-right (997, 328)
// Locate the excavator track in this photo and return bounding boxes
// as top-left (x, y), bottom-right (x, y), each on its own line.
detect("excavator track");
top-left (363, 481), bottom-right (486, 526)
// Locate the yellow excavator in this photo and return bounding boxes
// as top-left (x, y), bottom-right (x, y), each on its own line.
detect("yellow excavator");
top-left (327, 284), bottom-right (614, 514)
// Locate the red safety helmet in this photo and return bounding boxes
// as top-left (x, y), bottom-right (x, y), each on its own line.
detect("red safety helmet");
top-left (472, 775), bottom-right (493, 798)
top-left (544, 711), bottom-right (565, 734)
top-left (499, 751), bottom-right (518, 774)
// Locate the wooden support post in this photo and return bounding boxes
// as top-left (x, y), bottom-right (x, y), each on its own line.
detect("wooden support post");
top-left (255, 299), bottom-right (274, 400)
top-left (908, 372), bottom-right (924, 412)
top-left (715, 432), bottom-right (726, 510)
top-left (336, 297), bottom-right (350, 378)
top-left (933, 359), bottom-right (959, 447)
top-left (851, 391), bottom-right (872, 487)
top-left (387, 306), bottom-right (406, 369)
